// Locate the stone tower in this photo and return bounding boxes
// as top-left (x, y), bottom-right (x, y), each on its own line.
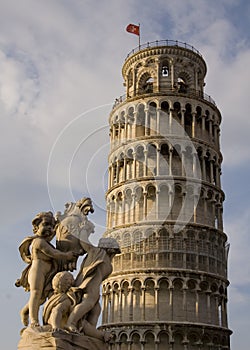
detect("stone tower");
top-left (101, 40), bottom-right (231, 349)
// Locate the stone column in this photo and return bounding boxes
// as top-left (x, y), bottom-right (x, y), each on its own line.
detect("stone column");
top-left (110, 288), bottom-right (115, 323)
top-left (204, 194), bottom-right (208, 226)
top-left (192, 112), bottom-right (196, 138)
top-left (110, 163), bottom-right (114, 187)
top-left (124, 115), bottom-right (128, 140)
top-left (212, 197), bottom-right (216, 227)
top-left (132, 193), bottom-right (136, 223)
top-left (156, 148), bottom-right (160, 176)
top-left (133, 152), bottom-right (137, 179)
top-left (201, 155), bottom-right (206, 181)
top-left (169, 190), bottom-right (173, 217)
top-left (183, 282), bottom-right (188, 319)
top-left (156, 107), bottom-right (160, 134)
top-left (169, 286), bottom-right (174, 321)
top-left (121, 199), bottom-right (125, 225)
top-left (114, 198), bottom-right (118, 227)
top-left (116, 160), bottom-right (120, 184)
top-left (169, 148), bottom-right (173, 176)
top-left (145, 109), bottom-right (149, 136)
top-left (215, 294), bottom-right (220, 325)
top-left (181, 149), bottom-right (185, 177)
top-left (210, 159), bottom-right (214, 184)
top-left (155, 286), bottom-right (159, 320)
top-left (112, 124), bottom-right (116, 144)
top-left (141, 286), bottom-right (146, 321)
top-left (207, 291), bottom-right (211, 323)
top-left (102, 291), bottom-right (107, 324)
top-left (156, 190), bottom-right (159, 220)
top-left (143, 149), bottom-right (148, 177)
top-left (209, 119), bottom-right (213, 140)
top-left (140, 341), bottom-right (145, 350)
top-left (192, 153), bottom-right (197, 179)
top-left (181, 109), bottom-right (185, 134)
top-left (129, 287), bottom-right (133, 321)
top-left (123, 158), bottom-right (127, 182)
top-left (108, 165), bottom-right (111, 188)
top-left (215, 163), bottom-right (221, 187)
top-left (133, 112), bottom-right (138, 138)
top-left (201, 115), bottom-right (206, 136)
top-left (118, 287), bottom-right (122, 322)
top-left (195, 289), bottom-right (199, 322)
top-left (218, 206), bottom-right (223, 231)
top-left (143, 191), bottom-right (147, 220)
top-left (118, 122), bottom-right (122, 143)
top-left (169, 108), bottom-right (173, 134)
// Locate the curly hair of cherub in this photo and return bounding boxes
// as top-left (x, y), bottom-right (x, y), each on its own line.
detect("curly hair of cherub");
top-left (52, 271), bottom-right (74, 293)
top-left (31, 211), bottom-right (56, 233)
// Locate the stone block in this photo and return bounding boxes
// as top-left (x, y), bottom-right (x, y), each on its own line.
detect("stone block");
top-left (18, 327), bottom-right (108, 350)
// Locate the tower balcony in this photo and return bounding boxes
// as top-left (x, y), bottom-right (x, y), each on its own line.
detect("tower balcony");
top-left (125, 39), bottom-right (203, 59)
top-left (112, 88), bottom-right (216, 111)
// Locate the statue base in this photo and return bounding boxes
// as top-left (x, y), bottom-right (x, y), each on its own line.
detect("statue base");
top-left (18, 327), bottom-right (108, 350)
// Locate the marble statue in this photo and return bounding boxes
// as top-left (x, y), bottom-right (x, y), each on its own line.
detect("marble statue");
top-left (16, 197), bottom-right (121, 350)
top-left (16, 211), bottom-right (76, 327)
top-left (43, 271), bottom-right (81, 331)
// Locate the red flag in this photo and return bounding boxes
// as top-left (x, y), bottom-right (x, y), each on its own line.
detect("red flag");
top-left (126, 23), bottom-right (140, 36)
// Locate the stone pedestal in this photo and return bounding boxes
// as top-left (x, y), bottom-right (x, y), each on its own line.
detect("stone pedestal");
top-left (18, 327), bottom-right (108, 350)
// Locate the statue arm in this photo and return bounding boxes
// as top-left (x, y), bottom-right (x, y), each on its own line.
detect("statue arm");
top-left (79, 240), bottom-right (95, 253)
top-left (35, 239), bottom-right (75, 260)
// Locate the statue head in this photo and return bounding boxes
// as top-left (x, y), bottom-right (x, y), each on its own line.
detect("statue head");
top-left (55, 198), bottom-right (95, 265)
top-left (52, 271), bottom-right (74, 293)
top-left (32, 211), bottom-right (56, 238)
top-left (76, 197), bottom-right (94, 216)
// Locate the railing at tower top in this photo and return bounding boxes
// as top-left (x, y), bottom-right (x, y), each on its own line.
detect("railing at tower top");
top-left (126, 40), bottom-right (203, 59)
top-left (112, 87), bottom-right (216, 109)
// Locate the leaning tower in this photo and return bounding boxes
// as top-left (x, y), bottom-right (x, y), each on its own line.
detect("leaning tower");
top-left (101, 40), bottom-right (232, 349)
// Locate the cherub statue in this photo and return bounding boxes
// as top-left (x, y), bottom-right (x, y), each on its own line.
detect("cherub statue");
top-left (43, 271), bottom-right (79, 331)
top-left (15, 211), bottom-right (76, 327)
top-left (43, 271), bottom-right (113, 342)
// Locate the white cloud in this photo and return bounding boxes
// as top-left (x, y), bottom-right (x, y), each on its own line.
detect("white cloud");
top-left (0, 49), bottom-right (39, 113)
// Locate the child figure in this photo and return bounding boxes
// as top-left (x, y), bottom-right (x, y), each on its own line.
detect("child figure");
top-left (43, 271), bottom-right (78, 330)
top-left (15, 211), bottom-right (76, 327)
top-left (43, 271), bottom-right (112, 342)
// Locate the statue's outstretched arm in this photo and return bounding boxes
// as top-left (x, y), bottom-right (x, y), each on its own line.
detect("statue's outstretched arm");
top-left (79, 240), bottom-right (95, 253)
top-left (37, 239), bottom-right (75, 260)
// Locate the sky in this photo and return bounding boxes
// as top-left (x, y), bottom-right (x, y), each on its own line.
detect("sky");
top-left (0, 0), bottom-right (249, 348)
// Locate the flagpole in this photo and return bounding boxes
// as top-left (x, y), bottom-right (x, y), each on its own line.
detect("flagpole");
top-left (138, 23), bottom-right (141, 48)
